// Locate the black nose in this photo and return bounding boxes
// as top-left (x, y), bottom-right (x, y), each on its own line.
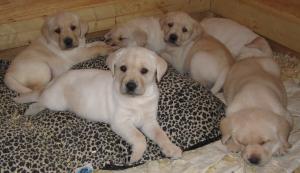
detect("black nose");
top-left (64, 37), bottom-right (73, 48)
top-left (126, 81), bottom-right (137, 92)
top-left (248, 156), bottom-right (260, 165)
top-left (169, 34), bottom-right (178, 43)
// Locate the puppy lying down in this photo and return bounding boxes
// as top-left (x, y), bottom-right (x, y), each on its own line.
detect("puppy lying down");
top-left (5, 12), bottom-right (112, 95)
top-left (160, 12), bottom-right (234, 94)
top-left (221, 57), bottom-right (293, 166)
top-left (104, 12), bottom-right (272, 61)
top-left (200, 17), bottom-right (272, 60)
top-left (105, 16), bottom-right (165, 53)
top-left (14, 47), bottom-right (182, 163)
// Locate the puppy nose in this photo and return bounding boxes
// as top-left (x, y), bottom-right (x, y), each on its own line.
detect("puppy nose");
top-left (169, 34), bottom-right (178, 43)
top-left (126, 81), bottom-right (137, 92)
top-left (64, 37), bottom-right (73, 48)
top-left (248, 155), bottom-right (260, 165)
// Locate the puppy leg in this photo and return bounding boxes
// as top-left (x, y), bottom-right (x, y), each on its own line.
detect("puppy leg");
top-left (13, 91), bottom-right (40, 103)
top-left (73, 42), bottom-right (115, 63)
top-left (111, 122), bottom-right (147, 163)
top-left (24, 103), bottom-right (46, 115)
top-left (4, 73), bottom-right (32, 93)
top-left (225, 139), bottom-right (242, 153)
top-left (141, 121), bottom-right (182, 159)
top-left (210, 66), bottom-right (230, 94)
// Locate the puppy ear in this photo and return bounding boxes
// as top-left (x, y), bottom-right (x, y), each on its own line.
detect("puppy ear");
top-left (41, 16), bottom-right (51, 43)
top-left (133, 29), bottom-right (147, 47)
top-left (155, 56), bottom-right (168, 82)
top-left (159, 15), bottom-right (166, 27)
top-left (192, 22), bottom-right (204, 39)
top-left (106, 48), bottom-right (124, 75)
top-left (79, 19), bottom-right (89, 38)
top-left (220, 117), bottom-right (233, 144)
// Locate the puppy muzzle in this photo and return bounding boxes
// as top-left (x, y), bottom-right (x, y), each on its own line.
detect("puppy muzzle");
top-left (166, 33), bottom-right (180, 46)
top-left (248, 155), bottom-right (261, 165)
top-left (61, 37), bottom-right (78, 50)
top-left (122, 80), bottom-right (143, 96)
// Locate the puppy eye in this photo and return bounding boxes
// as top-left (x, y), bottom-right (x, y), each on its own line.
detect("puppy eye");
top-left (168, 23), bottom-right (173, 27)
top-left (54, 28), bottom-right (61, 34)
top-left (120, 65), bottom-right (127, 72)
top-left (182, 27), bottom-right (188, 33)
top-left (259, 140), bottom-right (269, 145)
top-left (119, 37), bottom-right (123, 41)
top-left (140, 68), bottom-right (148, 74)
top-left (70, 25), bottom-right (76, 31)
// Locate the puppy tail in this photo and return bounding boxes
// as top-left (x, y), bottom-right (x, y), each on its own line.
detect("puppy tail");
top-left (13, 91), bottom-right (41, 104)
top-left (210, 67), bottom-right (230, 94)
top-left (24, 103), bottom-right (46, 116)
top-left (4, 73), bottom-right (32, 93)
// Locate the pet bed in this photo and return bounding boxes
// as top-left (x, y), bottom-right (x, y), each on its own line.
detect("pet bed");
top-left (0, 56), bottom-right (225, 172)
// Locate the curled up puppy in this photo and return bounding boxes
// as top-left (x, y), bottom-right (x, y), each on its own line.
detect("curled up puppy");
top-left (5, 12), bottom-right (113, 95)
top-left (160, 12), bottom-right (235, 94)
top-left (14, 47), bottom-right (182, 163)
top-left (200, 17), bottom-right (272, 60)
top-left (104, 16), bottom-right (165, 53)
top-left (221, 57), bottom-right (293, 166)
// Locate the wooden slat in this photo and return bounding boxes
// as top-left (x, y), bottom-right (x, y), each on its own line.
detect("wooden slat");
top-left (0, 0), bottom-right (210, 50)
top-left (211, 0), bottom-right (300, 53)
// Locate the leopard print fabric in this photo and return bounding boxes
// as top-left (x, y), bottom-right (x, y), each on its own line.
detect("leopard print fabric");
top-left (0, 57), bottom-right (225, 172)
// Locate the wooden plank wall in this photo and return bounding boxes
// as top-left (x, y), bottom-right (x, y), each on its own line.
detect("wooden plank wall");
top-left (0, 0), bottom-right (210, 50)
top-left (211, 0), bottom-right (300, 53)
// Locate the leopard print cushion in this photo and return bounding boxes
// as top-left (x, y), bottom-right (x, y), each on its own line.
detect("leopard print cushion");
top-left (0, 57), bottom-right (225, 172)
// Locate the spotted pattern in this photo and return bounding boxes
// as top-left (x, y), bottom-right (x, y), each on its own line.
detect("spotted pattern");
top-left (0, 56), bottom-right (225, 172)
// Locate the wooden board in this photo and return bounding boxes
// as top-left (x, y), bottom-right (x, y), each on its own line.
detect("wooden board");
top-left (0, 0), bottom-right (210, 50)
top-left (211, 0), bottom-right (300, 53)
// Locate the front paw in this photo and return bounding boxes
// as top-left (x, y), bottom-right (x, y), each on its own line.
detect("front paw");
top-left (87, 41), bottom-right (117, 55)
top-left (162, 144), bottom-right (182, 159)
top-left (226, 142), bottom-right (241, 153)
top-left (129, 142), bottom-right (147, 164)
top-left (274, 146), bottom-right (289, 156)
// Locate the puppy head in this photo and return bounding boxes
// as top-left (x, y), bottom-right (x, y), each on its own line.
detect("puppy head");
top-left (106, 47), bottom-right (167, 96)
top-left (221, 109), bottom-right (292, 166)
top-left (104, 25), bottom-right (147, 48)
top-left (41, 11), bottom-right (88, 50)
top-left (160, 11), bottom-right (203, 46)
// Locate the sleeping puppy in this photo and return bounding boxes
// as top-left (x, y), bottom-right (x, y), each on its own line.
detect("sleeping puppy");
top-left (200, 17), bottom-right (272, 60)
top-left (160, 12), bottom-right (234, 94)
top-left (221, 57), bottom-right (293, 166)
top-left (14, 47), bottom-right (182, 163)
top-left (104, 16), bottom-right (165, 53)
top-left (5, 11), bottom-right (112, 95)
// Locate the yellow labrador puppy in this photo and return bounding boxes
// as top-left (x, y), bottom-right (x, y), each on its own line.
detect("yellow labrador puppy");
top-left (104, 16), bottom-right (165, 53)
top-left (5, 12), bottom-right (112, 95)
top-left (221, 57), bottom-right (293, 166)
top-left (200, 17), bottom-right (272, 60)
top-left (160, 12), bottom-right (234, 94)
top-left (14, 47), bottom-right (182, 163)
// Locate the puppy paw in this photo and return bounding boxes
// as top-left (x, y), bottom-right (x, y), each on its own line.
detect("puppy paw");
top-left (226, 143), bottom-right (241, 153)
top-left (129, 143), bottom-right (147, 164)
top-left (87, 41), bottom-right (117, 56)
top-left (162, 144), bottom-right (182, 159)
top-left (274, 147), bottom-right (288, 156)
